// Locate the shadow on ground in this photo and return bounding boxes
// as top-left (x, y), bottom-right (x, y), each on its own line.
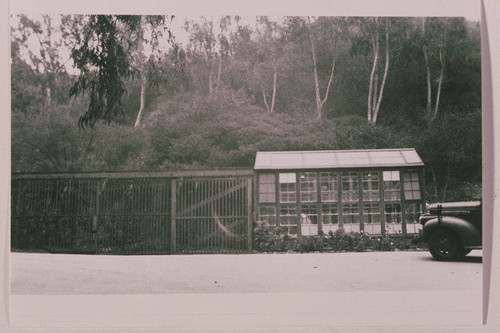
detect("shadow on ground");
top-left (419, 255), bottom-right (482, 264)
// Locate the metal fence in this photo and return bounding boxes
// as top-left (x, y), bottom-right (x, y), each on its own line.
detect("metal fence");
top-left (11, 170), bottom-right (254, 254)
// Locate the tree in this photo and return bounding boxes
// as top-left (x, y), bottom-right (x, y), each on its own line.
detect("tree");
top-left (67, 15), bottom-right (167, 128)
top-left (130, 16), bottom-right (173, 128)
top-left (304, 17), bottom-right (339, 121)
top-left (417, 110), bottom-right (481, 201)
top-left (253, 17), bottom-right (285, 114)
top-left (421, 17), bottom-right (448, 123)
top-left (366, 17), bottom-right (390, 125)
top-left (13, 15), bottom-right (68, 116)
top-left (184, 16), bottom-right (233, 96)
top-left (10, 37), bottom-right (44, 117)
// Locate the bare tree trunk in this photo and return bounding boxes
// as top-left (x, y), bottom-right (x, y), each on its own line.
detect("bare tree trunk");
top-left (367, 33), bottom-right (379, 124)
top-left (373, 72), bottom-right (378, 113)
top-left (321, 51), bottom-right (336, 111)
top-left (216, 54), bottom-right (223, 91)
top-left (270, 67), bottom-right (277, 114)
top-left (423, 49), bottom-right (432, 113)
top-left (208, 71), bottom-right (213, 96)
top-left (421, 18), bottom-right (432, 115)
top-left (306, 19), bottom-right (323, 119)
top-left (425, 18), bottom-right (447, 124)
top-left (306, 17), bottom-right (336, 121)
top-left (372, 25), bottom-right (390, 125)
top-left (260, 82), bottom-right (271, 114)
top-left (134, 73), bottom-right (147, 128)
top-left (432, 23), bottom-right (447, 121)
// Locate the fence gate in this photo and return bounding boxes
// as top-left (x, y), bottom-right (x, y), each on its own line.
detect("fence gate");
top-left (11, 170), bottom-right (253, 255)
top-left (173, 177), bottom-right (253, 254)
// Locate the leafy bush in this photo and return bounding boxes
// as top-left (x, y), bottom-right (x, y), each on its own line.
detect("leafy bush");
top-left (253, 222), bottom-right (424, 253)
top-left (372, 237), bottom-right (396, 251)
top-left (326, 229), bottom-right (372, 252)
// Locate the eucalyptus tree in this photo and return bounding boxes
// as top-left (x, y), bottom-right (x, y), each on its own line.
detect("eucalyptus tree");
top-left (184, 16), bottom-right (233, 96)
top-left (67, 15), bottom-right (168, 128)
top-left (13, 14), bottom-right (68, 115)
top-left (365, 17), bottom-right (390, 125)
top-left (253, 16), bottom-right (285, 114)
top-left (304, 16), bottom-right (343, 121)
top-left (130, 16), bottom-right (173, 128)
top-left (420, 17), bottom-right (448, 123)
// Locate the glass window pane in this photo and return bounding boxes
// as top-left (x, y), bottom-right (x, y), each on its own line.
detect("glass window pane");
top-left (259, 205), bottom-right (276, 225)
top-left (259, 173), bottom-right (276, 203)
top-left (402, 172), bottom-right (421, 202)
top-left (279, 173), bottom-right (296, 183)
top-left (342, 202), bottom-right (360, 224)
top-left (362, 171), bottom-right (380, 202)
top-left (341, 172), bottom-right (359, 202)
top-left (300, 204), bottom-right (318, 224)
top-left (300, 172), bottom-right (317, 202)
top-left (320, 172), bottom-right (338, 202)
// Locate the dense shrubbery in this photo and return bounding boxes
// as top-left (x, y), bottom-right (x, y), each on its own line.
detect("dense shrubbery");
top-left (10, 16), bottom-right (482, 202)
top-left (253, 220), bottom-right (424, 253)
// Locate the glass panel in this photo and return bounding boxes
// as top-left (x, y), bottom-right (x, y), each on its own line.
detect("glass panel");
top-left (320, 172), bottom-right (338, 202)
top-left (279, 173), bottom-right (296, 183)
top-left (322, 204), bottom-right (339, 224)
top-left (383, 170), bottom-right (400, 181)
top-left (341, 172), bottom-right (359, 202)
top-left (300, 204), bottom-right (318, 224)
top-left (363, 202), bottom-right (381, 223)
top-left (362, 171), bottom-right (380, 201)
top-left (342, 202), bottom-right (360, 224)
top-left (403, 172), bottom-right (421, 202)
top-left (258, 205), bottom-right (276, 225)
top-left (279, 204), bottom-right (298, 235)
top-left (258, 173), bottom-right (276, 203)
top-left (279, 173), bottom-right (297, 203)
top-left (384, 203), bottom-right (402, 223)
top-left (401, 150), bottom-right (423, 164)
top-left (300, 172), bottom-right (317, 202)
top-left (383, 170), bottom-right (401, 201)
top-left (279, 205), bottom-right (297, 225)
top-left (404, 202), bottom-right (422, 224)
top-left (369, 151), bottom-right (406, 165)
top-left (336, 152), bottom-right (371, 165)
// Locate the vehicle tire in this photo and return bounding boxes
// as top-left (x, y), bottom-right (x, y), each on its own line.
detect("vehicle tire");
top-left (428, 230), bottom-right (465, 261)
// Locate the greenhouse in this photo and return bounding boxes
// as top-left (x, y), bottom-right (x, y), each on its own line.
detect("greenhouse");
top-left (254, 149), bottom-right (425, 236)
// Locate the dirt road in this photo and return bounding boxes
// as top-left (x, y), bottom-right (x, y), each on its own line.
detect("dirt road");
top-left (10, 250), bottom-right (482, 294)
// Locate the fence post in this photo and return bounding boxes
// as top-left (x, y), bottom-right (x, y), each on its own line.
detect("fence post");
top-left (93, 179), bottom-right (101, 254)
top-left (171, 179), bottom-right (177, 253)
top-left (247, 177), bottom-right (253, 252)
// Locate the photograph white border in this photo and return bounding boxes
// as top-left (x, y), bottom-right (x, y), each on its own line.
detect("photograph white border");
top-left (2, 0), bottom-right (498, 331)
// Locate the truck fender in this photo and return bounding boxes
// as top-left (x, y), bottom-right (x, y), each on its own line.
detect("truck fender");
top-left (422, 216), bottom-right (481, 247)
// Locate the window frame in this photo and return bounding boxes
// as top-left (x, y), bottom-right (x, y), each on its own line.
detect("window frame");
top-left (258, 173), bottom-right (276, 203)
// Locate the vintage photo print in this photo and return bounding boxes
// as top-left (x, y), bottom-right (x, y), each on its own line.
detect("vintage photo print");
top-left (5, 0), bottom-right (490, 331)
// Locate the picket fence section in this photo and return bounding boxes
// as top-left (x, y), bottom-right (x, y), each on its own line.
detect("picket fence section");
top-left (11, 170), bottom-right (253, 254)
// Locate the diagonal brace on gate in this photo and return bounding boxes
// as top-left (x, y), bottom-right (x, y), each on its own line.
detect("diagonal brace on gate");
top-left (177, 181), bottom-right (247, 217)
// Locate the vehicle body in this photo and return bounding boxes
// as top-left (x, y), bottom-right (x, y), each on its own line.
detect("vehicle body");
top-left (419, 201), bottom-right (482, 261)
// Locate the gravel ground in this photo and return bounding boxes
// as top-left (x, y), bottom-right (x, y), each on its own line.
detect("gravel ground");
top-left (10, 250), bottom-right (482, 295)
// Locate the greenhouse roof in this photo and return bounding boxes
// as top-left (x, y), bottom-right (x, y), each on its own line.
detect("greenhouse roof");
top-left (254, 149), bottom-right (424, 170)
